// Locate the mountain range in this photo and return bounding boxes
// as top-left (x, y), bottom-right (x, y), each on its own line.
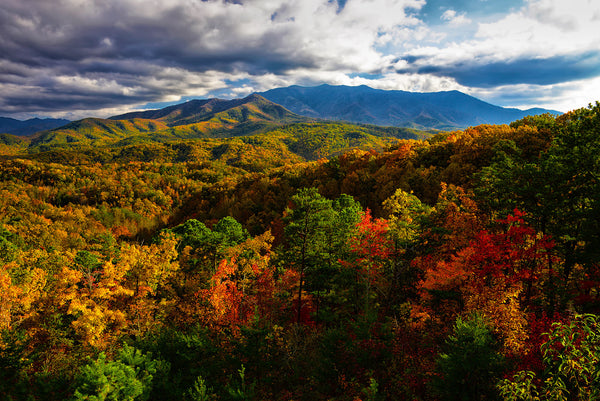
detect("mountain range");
top-left (259, 84), bottom-right (560, 130)
top-left (1, 85), bottom-right (560, 141)
top-left (0, 117), bottom-right (70, 136)
top-left (1, 93), bottom-right (427, 164)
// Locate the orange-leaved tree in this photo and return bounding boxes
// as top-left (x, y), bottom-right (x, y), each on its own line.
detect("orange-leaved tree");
top-left (420, 209), bottom-right (556, 353)
top-left (201, 231), bottom-right (285, 333)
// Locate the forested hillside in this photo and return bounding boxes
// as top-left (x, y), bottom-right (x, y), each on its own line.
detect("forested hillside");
top-left (1, 103), bottom-right (599, 400)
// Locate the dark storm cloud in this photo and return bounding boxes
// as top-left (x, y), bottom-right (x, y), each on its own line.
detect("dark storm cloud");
top-left (455, 52), bottom-right (600, 87)
top-left (0, 0), bottom-right (347, 116)
top-left (0, 0), bottom-right (310, 73)
top-left (398, 51), bottom-right (600, 87)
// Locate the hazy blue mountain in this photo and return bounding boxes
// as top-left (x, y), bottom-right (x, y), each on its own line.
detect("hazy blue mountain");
top-left (259, 84), bottom-right (561, 130)
top-left (0, 117), bottom-right (70, 136)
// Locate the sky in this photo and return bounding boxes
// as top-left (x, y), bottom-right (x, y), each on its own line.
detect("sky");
top-left (1, 0), bottom-right (599, 120)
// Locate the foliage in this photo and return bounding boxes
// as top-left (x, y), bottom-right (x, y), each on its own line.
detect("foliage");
top-left (432, 313), bottom-right (506, 401)
top-left (341, 209), bottom-right (392, 321)
top-left (72, 344), bottom-right (169, 401)
top-left (2, 103), bottom-right (600, 400)
top-left (476, 102), bottom-right (600, 309)
top-left (283, 187), bottom-right (336, 324)
top-left (498, 313), bottom-right (600, 401)
top-left (185, 376), bottom-right (215, 401)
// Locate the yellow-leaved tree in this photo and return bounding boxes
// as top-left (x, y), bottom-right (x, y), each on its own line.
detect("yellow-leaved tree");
top-left (60, 250), bottom-right (133, 349)
top-left (119, 233), bottom-right (179, 336)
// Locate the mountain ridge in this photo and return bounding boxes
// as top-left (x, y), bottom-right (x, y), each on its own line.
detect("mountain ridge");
top-left (0, 117), bottom-right (71, 136)
top-left (4, 86), bottom-right (562, 153)
top-left (109, 94), bottom-right (306, 127)
top-left (14, 93), bottom-right (428, 161)
top-left (2, 86), bottom-right (561, 136)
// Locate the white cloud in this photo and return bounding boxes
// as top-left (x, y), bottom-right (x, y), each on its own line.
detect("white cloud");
top-left (405, 0), bottom-right (600, 69)
top-left (513, 76), bottom-right (600, 112)
top-left (462, 75), bottom-right (600, 114)
top-left (475, 0), bottom-right (600, 57)
top-left (440, 9), bottom-right (472, 26)
top-left (249, 68), bottom-right (467, 94)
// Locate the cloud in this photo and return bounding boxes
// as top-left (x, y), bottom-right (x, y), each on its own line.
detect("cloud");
top-left (401, 51), bottom-right (600, 87)
top-left (440, 9), bottom-right (472, 26)
top-left (0, 0), bottom-right (428, 117)
top-left (475, 0), bottom-right (600, 56)
top-left (394, 0), bottom-right (600, 106)
top-left (0, 0), bottom-right (598, 119)
top-left (469, 76), bottom-right (600, 113)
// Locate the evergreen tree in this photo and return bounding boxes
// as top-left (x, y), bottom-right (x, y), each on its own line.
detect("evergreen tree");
top-left (432, 313), bottom-right (505, 401)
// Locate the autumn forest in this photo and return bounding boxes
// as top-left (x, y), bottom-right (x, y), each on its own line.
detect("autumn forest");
top-left (1, 102), bottom-right (600, 400)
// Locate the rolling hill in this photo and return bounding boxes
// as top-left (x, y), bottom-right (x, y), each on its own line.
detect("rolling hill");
top-left (28, 94), bottom-right (312, 149)
top-left (14, 84), bottom-right (562, 158)
top-left (259, 84), bottom-right (561, 130)
top-left (110, 94), bottom-right (308, 127)
top-left (29, 118), bottom-right (170, 149)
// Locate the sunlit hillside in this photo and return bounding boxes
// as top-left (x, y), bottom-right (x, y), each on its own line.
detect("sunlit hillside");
top-left (1, 103), bottom-right (599, 400)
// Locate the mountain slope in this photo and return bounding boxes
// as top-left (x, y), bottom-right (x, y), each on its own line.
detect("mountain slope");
top-left (110, 94), bottom-right (307, 127)
top-left (29, 118), bottom-right (169, 148)
top-left (259, 84), bottom-right (561, 129)
top-left (29, 95), bottom-right (313, 149)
